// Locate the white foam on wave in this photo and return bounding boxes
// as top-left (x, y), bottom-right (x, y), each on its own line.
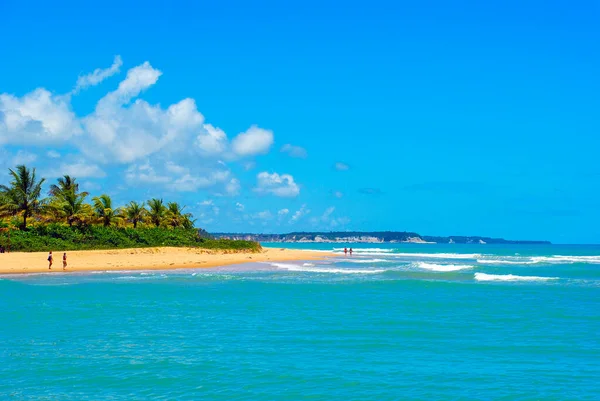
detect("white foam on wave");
top-left (477, 259), bottom-right (536, 265)
top-left (414, 262), bottom-right (474, 272)
top-left (270, 262), bottom-right (384, 274)
top-left (474, 273), bottom-right (558, 282)
top-left (531, 255), bottom-right (600, 264)
top-left (337, 258), bottom-right (389, 264)
top-left (332, 247), bottom-right (395, 253)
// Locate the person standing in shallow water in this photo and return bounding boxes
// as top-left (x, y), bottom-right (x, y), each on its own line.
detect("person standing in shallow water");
top-left (344, 247), bottom-right (348, 255)
top-left (48, 251), bottom-right (53, 270)
top-left (349, 248), bottom-right (353, 256)
top-left (63, 253), bottom-right (67, 270)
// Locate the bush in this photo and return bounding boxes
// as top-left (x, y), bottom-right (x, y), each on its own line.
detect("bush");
top-left (3, 224), bottom-right (261, 252)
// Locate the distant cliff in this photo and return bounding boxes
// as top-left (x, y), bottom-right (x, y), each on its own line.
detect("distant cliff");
top-left (211, 231), bottom-right (551, 245)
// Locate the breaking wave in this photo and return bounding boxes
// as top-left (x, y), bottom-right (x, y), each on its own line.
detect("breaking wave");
top-left (414, 262), bottom-right (474, 272)
top-left (474, 273), bottom-right (558, 282)
top-left (270, 263), bottom-right (384, 274)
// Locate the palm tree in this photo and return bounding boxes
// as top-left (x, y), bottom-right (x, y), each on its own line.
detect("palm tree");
top-left (166, 202), bottom-right (193, 228)
top-left (147, 198), bottom-right (166, 227)
top-left (182, 215), bottom-right (196, 229)
top-left (0, 165), bottom-right (46, 230)
top-left (92, 194), bottom-right (121, 227)
top-left (51, 190), bottom-right (92, 226)
top-left (48, 175), bottom-right (90, 226)
top-left (49, 175), bottom-right (86, 197)
top-left (125, 201), bottom-right (147, 228)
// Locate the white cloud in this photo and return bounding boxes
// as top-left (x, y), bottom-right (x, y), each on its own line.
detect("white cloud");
top-left (254, 210), bottom-right (273, 220)
top-left (333, 191), bottom-right (344, 198)
top-left (196, 124), bottom-right (228, 155)
top-left (97, 61), bottom-right (162, 110)
top-left (310, 206), bottom-right (350, 228)
top-left (165, 161), bottom-right (188, 175)
top-left (73, 55), bottom-right (123, 93)
top-left (255, 171), bottom-right (300, 197)
top-left (334, 162), bottom-right (350, 171)
top-left (277, 208), bottom-right (289, 222)
top-left (12, 150), bottom-right (38, 165)
top-left (169, 170), bottom-right (230, 192)
top-left (290, 204), bottom-right (310, 223)
top-left (235, 202), bottom-right (245, 211)
top-left (231, 125), bottom-right (273, 156)
top-left (244, 161), bottom-right (256, 171)
top-left (225, 178), bottom-right (241, 196)
top-left (281, 144), bottom-right (307, 158)
top-left (0, 88), bottom-right (82, 144)
top-left (46, 161), bottom-right (106, 178)
top-left (200, 199), bottom-right (213, 206)
top-left (125, 162), bottom-right (170, 184)
top-left (47, 150), bottom-right (61, 158)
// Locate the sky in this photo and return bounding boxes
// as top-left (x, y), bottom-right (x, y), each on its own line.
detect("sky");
top-left (1, 0), bottom-right (599, 243)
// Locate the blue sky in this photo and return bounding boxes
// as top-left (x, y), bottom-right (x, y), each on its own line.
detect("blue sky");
top-left (1, 0), bottom-right (599, 243)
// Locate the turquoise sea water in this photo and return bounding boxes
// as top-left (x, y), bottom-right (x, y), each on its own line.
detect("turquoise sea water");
top-left (1, 243), bottom-right (599, 400)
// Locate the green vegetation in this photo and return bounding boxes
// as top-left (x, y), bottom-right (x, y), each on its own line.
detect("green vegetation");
top-left (0, 165), bottom-right (261, 252)
top-left (6, 224), bottom-right (261, 252)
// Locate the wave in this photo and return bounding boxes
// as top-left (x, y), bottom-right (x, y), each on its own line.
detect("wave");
top-left (270, 263), bottom-right (384, 274)
top-left (332, 248), bottom-right (395, 253)
top-left (337, 258), bottom-right (389, 264)
top-left (414, 262), bottom-right (474, 272)
top-left (477, 259), bottom-right (536, 265)
top-left (474, 273), bottom-right (558, 282)
top-left (531, 255), bottom-right (600, 264)
top-left (332, 250), bottom-right (482, 259)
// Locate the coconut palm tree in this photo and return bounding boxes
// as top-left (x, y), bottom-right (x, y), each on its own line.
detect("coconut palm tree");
top-left (147, 198), bottom-right (166, 227)
top-left (166, 202), bottom-right (193, 228)
top-left (92, 194), bottom-right (121, 227)
top-left (182, 215), bottom-right (196, 229)
top-left (0, 165), bottom-right (46, 230)
top-left (48, 175), bottom-right (91, 226)
top-left (125, 201), bottom-right (147, 228)
top-left (49, 175), bottom-right (86, 198)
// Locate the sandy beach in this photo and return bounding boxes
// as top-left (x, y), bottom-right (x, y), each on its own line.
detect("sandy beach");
top-left (0, 247), bottom-right (331, 275)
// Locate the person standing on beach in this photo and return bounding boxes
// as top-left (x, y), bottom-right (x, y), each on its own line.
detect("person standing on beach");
top-left (48, 251), bottom-right (53, 270)
top-left (63, 253), bottom-right (67, 270)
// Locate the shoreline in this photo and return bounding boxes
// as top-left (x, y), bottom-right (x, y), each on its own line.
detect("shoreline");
top-left (0, 247), bottom-right (332, 275)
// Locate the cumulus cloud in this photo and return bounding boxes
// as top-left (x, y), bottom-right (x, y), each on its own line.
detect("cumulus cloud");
top-left (231, 126), bottom-right (273, 156)
top-left (334, 162), bottom-right (350, 171)
top-left (200, 199), bottom-right (213, 206)
top-left (333, 190), bottom-right (344, 198)
top-left (196, 124), bottom-right (228, 155)
top-left (254, 172), bottom-right (300, 197)
top-left (46, 161), bottom-right (106, 178)
top-left (73, 55), bottom-right (123, 93)
top-left (281, 144), bottom-right (307, 158)
top-left (125, 162), bottom-right (170, 184)
top-left (0, 88), bottom-right (82, 144)
top-left (235, 202), bottom-right (245, 211)
top-left (1, 57), bottom-right (280, 197)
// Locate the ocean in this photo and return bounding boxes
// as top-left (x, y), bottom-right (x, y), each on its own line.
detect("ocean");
top-left (1, 243), bottom-right (599, 400)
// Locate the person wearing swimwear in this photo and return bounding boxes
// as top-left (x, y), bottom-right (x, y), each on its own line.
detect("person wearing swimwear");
top-left (344, 247), bottom-right (348, 255)
top-left (48, 251), bottom-right (53, 270)
top-left (349, 248), bottom-right (353, 256)
top-left (63, 252), bottom-right (67, 270)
